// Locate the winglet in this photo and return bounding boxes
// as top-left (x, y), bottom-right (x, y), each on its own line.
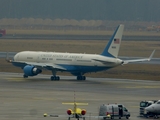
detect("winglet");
top-left (148, 49), bottom-right (155, 61)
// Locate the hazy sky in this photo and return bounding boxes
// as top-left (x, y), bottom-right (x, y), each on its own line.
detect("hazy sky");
top-left (0, 0), bottom-right (159, 21)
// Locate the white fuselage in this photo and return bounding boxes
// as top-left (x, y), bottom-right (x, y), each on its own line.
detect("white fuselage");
top-left (13, 51), bottom-right (123, 73)
top-left (145, 100), bottom-right (160, 114)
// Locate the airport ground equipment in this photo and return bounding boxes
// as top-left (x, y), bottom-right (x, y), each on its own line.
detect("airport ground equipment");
top-left (144, 100), bottom-right (160, 118)
top-left (0, 29), bottom-right (6, 37)
top-left (99, 104), bottom-right (130, 119)
top-left (139, 100), bottom-right (157, 117)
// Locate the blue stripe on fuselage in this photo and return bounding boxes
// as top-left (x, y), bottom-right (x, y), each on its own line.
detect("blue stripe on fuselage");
top-left (57, 64), bottom-right (112, 72)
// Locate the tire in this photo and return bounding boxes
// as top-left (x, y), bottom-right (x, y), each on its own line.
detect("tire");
top-left (82, 76), bottom-right (86, 80)
top-left (23, 75), bottom-right (28, 78)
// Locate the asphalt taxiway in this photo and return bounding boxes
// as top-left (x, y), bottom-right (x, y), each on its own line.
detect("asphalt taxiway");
top-left (0, 72), bottom-right (160, 120)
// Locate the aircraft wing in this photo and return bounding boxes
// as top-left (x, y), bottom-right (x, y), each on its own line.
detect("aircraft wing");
top-left (26, 62), bottom-right (67, 71)
top-left (122, 50), bottom-right (155, 64)
top-left (12, 61), bottom-right (66, 71)
top-left (62, 102), bottom-right (88, 105)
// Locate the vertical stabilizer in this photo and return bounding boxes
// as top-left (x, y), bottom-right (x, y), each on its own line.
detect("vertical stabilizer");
top-left (101, 24), bottom-right (124, 58)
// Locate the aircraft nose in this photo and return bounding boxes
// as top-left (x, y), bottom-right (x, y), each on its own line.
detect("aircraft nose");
top-left (145, 106), bottom-right (154, 112)
top-left (14, 53), bottom-right (19, 61)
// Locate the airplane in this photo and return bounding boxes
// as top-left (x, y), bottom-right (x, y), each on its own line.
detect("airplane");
top-left (43, 101), bottom-right (110, 120)
top-left (6, 24), bottom-right (155, 81)
top-left (44, 93), bottom-right (88, 120)
top-left (144, 100), bottom-right (160, 118)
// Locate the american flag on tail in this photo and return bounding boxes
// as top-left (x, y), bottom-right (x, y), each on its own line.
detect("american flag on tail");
top-left (114, 38), bottom-right (120, 44)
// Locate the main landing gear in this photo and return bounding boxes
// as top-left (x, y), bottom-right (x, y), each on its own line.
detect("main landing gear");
top-left (77, 76), bottom-right (86, 80)
top-left (50, 70), bottom-right (60, 81)
top-left (50, 76), bottom-right (60, 81)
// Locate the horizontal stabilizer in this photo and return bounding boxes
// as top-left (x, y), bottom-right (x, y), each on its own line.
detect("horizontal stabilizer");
top-left (123, 50), bottom-right (155, 64)
top-left (62, 102), bottom-right (88, 105)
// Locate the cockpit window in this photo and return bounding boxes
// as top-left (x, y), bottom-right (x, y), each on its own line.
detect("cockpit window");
top-left (157, 102), bottom-right (160, 104)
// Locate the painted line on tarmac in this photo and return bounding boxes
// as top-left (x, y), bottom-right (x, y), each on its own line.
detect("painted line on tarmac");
top-left (6, 77), bottom-right (26, 82)
top-left (5, 77), bottom-right (48, 82)
top-left (130, 106), bottom-right (139, 108)
top-left (124, 86), bottom-right (160, 88)
top-left (33, 97), bottom-right (56, 101)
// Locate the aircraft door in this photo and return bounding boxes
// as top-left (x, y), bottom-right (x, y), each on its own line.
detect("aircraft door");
top-left (93, 57), bottom-right (98, 67)
top-left (94, 60), bottom-right (98, 66)
top-left (37, 54), bottom-right (41, 63)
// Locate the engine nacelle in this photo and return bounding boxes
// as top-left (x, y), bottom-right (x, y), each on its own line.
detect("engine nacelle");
top-left (67, 109), bottom-right (73, 115)
top-left (81, 109), bottom-right (86, 115)
top-left (23, 65), bottom-right (42, 76)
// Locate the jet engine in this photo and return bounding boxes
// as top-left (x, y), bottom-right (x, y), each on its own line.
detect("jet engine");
top-left (67, 109), bottom-right (73, 115)
top-left (23, 65), bottom-right (42, 76)
top-left (81, 109), bottom-right (86, 115)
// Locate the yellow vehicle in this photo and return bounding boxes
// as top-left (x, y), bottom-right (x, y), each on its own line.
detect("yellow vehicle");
top-left (44, 102), bottom-right (88, 120)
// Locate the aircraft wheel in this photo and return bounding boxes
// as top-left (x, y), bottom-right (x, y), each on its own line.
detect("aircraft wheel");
top-left (56, 76), bottom-right (60, 81)
top-left (23, 74), bottom-right (28, 78)
top-left (82, 76), bottom-right (86, 80)
top-left (77, 76), bottom-right (81, 80)
top-left (77, 76), bottom-right (86, 80)
top-left (50, 76), bottom-right (54, 81)
top-left (51, 76), bottom-right (60, 81)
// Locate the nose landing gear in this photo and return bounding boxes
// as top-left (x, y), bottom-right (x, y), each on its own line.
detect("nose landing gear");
top-left (50, 70), bottom-right (60, 81)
